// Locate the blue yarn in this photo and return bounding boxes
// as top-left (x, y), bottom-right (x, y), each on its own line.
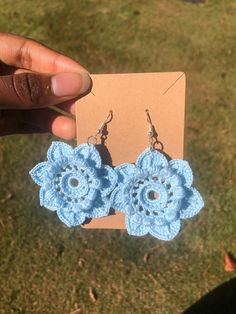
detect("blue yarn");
top-left (110, 148), bottom-right (204, 240)
top-left (30, 141), bottom-right (204, 239)
top-left (30, 142), bottom-right (117, 227)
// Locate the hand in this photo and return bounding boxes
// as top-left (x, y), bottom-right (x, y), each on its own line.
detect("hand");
top-left (0, 32), bottom-right (92, 139)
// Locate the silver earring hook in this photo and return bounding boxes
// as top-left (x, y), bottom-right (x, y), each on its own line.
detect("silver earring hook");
top-left (87, 110), bottom-right (113, 145)
top-left (145, 109), bottom-right (155, 149)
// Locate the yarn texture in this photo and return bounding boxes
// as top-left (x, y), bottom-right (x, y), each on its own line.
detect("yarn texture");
top-left (111, 148), bottom-right (204, 240)
top-left (30, 142), bottom-right (117, 227)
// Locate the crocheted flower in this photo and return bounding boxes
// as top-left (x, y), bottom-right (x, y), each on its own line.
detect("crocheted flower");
top-left (30, 142), bottom-right (117, 227)
top-left (111, 148), bottom-right (204, 240)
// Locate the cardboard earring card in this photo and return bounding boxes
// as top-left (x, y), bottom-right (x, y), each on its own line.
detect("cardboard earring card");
top-left (76, 72), bottom-right (186, 229)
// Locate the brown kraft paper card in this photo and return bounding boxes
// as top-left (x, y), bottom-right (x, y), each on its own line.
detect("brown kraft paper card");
top-left (76, 72), bottom-right (186, 229)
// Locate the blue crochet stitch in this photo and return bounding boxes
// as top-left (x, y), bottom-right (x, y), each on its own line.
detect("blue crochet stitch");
top-left (111, 148), bottom-right (204, 240)
top-left (30, 142), bottom-right (117, 227)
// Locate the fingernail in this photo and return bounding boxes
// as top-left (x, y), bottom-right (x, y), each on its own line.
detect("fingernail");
top-left (52, 72), bottom-right (91, 97)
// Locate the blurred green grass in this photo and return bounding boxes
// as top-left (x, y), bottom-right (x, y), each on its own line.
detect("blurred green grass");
top-left (0, 0), bottom-right (236, 313)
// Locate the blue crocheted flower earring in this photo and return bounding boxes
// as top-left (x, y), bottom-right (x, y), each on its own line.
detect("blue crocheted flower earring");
top-left (30, 111), bottom-right (117, 227)
top-left (111, 109), bottom-right (204, 241)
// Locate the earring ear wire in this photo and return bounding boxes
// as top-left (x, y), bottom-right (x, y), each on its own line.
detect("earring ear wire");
top-left (145, 109), bottom-right (155, 149)
top-left (87, 110), bottom-right (113, 145)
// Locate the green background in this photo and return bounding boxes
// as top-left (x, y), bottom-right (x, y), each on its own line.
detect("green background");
top-left (0, 0), bottom-right (236, 313)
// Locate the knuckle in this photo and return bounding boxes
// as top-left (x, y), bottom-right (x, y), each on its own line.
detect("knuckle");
top-left (17, 40), bottom-right (33, 69)
top-left (13, 73), bottom-right (50, 108)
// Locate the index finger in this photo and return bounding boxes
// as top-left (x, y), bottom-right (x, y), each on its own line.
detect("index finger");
top-left (0, 32), bottom-right (88, 74)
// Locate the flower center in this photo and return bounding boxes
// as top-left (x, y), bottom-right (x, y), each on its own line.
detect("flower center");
top-left (69, 178), bottom-right (79, 187)
top-left (54, 164), bottom-right (96, 202)
top-left (148, 190), bottom-right (159, 200)
top-left (130, 178), bottom-right (169, 218)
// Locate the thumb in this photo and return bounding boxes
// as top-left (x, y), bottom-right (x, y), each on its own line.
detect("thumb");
top-left (0, 72), bottom-right (92, 109)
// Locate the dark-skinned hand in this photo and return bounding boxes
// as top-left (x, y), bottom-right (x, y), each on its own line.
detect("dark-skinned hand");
top-left (0, 32), bottom-right (92, 139)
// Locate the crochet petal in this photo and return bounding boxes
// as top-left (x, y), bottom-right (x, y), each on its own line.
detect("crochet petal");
top-left (79, 198), bottom-right (93, 210)
top-left (39, 188), bottom-right (64, 211)
top-left (164, 207), bottom-right (180, 222)
top-left (166, 174), bottom-right (182, 187)
top-left (110, 187), bottom-right (127, 212)
top-left (86, 188), bottom-right (98, 202)
top-left (142, 216), bottom-right (155, 227)
top-left (136, 148), bottom-right (168, 170)
top-left (171, 186), bottom-right (186, 199)
top-left (165, 199), bottom-right (182, 214)
top-left (126, 213), bottom-right (149, 236)
top-left (57, 209), bottom-right (86, 227)
top-left (180, 188), bottom-right (204, 219)
top-left (47, 142), bottom-right (73, 165)
top-left (74, 144), bottom-right (101, 168)
top-left (90, 194), bottom-right (111, 218)
top-left (115, 163), bottom-right (137, 184)
top-left (150, 220), bottom-right (181, 241)
top-left (154, 216), bottom-right (168, 226)
top-left (98, 165), bottom-right (118, 197)
top-left (169, 160), bottom-right (193, 188)
top-left (158, 167), bottom-right (172, 180)
top-left (79, 187), bottom-right (99, 210)
top-left (73, 202), bottom-right (85, 213)
top-left (29, 161), bottom-right (53, 186)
